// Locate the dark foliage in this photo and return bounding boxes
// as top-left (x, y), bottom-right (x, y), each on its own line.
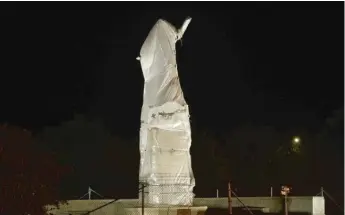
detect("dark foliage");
top-left (0, 125), bottom-right (71, 215)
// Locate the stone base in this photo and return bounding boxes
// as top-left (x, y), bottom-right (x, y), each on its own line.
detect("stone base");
top-left (124, 206), bottom-right (208, 215)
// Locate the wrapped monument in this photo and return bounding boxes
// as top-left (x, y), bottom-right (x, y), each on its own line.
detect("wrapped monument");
top-left (137, 17), bottom-right (195, 206)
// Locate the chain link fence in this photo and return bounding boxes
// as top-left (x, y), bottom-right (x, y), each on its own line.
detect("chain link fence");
top-left (139, 183), bottom-right (194, 207)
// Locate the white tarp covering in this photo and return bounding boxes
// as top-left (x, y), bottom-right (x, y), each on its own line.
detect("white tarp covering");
top-left (137, 17), bottom-right (195, 206)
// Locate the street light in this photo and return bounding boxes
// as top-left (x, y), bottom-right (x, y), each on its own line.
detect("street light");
top-left (291, 136), bottom-right (301, 153)
top-left (293, 137), bottom-right (300, 143)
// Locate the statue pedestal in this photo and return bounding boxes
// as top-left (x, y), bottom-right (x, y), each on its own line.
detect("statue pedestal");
top-left (124, 206), bottom-right (208, 215)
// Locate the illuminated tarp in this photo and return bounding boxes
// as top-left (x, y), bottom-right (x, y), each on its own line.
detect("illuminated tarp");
top-left (137, 17), bottom-right (195, 206)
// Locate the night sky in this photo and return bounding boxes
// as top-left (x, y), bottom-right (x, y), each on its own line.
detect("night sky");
top-left (0, 2), bottom-right (343, 135)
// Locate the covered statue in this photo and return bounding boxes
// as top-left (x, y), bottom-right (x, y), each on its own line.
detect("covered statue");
top-left (137, 17), bottom-right (195, 206)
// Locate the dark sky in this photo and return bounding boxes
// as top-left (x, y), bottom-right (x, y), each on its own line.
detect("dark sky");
top-left (0, 2), bottom-right (343, 135)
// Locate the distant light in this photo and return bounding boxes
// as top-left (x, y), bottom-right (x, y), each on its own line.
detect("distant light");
top-left (293, 137), bottom-right (300, 143)
top-left (291, 136), bottom-right (301, 153)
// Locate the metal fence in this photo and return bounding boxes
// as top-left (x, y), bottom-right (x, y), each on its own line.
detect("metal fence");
top-left (73, 183), bottom-right (195, 215)
top-left (139, 183), bottom-right (194, 207)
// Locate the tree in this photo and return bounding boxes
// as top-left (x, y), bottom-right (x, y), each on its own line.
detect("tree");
top-left (223, 125), bottom-right (281, 195)
top-left (102, 136), bottom-right (139, 198)
top-left (38, 114), bottom-right (129, 198)
top-left (223, 124), bottom-right (315, 195)
top-left (0, 124), bottom-right (71, 215)
top-left (314, 107), bottom-right (344, 210)
top-left (190, 128), bottom-right (230, 196)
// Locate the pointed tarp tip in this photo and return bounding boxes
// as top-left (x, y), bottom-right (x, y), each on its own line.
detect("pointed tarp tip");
top-left (177, 17), bottom-right (192, 41)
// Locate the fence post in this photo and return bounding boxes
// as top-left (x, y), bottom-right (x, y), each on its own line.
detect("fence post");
top-left (141, 183), bottom-right (145, 215)
top-left (284, 194), bottom-right (288, 215)
top-left (270, 186), bottom-right (273, 197)
top-left (228, 181), bottom-right (232, 215)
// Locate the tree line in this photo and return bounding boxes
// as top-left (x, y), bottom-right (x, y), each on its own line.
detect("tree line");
top-left (0, 108), bottom-right (343, 215)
